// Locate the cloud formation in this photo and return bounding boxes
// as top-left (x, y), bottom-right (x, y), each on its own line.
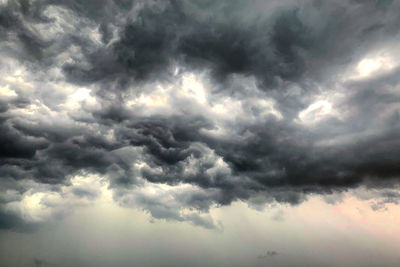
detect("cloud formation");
top-left (1, 0), bottom-right (400, 229)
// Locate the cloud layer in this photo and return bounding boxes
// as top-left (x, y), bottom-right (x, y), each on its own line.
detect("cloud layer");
top-left (1, 0), bottom-right (400, 229)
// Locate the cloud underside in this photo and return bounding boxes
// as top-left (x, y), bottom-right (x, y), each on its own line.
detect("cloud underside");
top-left (1, 0), bottom-right (400, 229)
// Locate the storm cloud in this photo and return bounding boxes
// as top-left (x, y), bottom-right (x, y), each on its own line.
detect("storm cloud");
top-left (1, 0), bottom-right (400, 230)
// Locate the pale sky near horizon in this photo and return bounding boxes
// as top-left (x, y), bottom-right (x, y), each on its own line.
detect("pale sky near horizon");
top-left (2, 182), bottom-right (400, 267)
top-left (1, 0), bottom-right (400, 266)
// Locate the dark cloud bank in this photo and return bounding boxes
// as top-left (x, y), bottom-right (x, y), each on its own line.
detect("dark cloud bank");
top-left (0, 0), bottom-right (400, 230)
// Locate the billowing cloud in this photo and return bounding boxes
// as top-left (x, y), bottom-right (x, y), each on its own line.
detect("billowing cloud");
top-left (1, 0), bottom-right (400, 230)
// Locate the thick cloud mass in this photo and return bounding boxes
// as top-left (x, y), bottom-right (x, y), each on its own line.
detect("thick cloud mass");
top-left (1, 0), bottom-right (400, 229)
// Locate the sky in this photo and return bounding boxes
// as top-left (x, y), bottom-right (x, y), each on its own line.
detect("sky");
top-left (0, 0), bottom-right (400, 266)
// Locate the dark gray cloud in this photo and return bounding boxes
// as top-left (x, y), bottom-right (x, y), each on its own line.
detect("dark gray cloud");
top-left (0, 209), bottom-right (38, 231)
top-left (1, 0), bottom-right (400, 229)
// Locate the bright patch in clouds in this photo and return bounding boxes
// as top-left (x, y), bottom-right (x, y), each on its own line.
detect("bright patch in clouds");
top-left (181, 73), bottom-right (208, 104)
top-left (356, 55), bottom-right (395, 78)
top-left (297, 100), bottom-right (337, 125)
top-left (65, 88), bottom-right (97, 109)
top-left (0, 84), bottom-right (17, 97)
top-left (4, 174), bottom-right (107, 224)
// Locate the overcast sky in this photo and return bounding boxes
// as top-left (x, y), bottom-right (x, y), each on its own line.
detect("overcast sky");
top-left (1, 0), bottom-right (400, 266)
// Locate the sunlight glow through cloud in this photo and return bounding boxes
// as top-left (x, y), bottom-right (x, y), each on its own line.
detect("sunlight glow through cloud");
top-left (356, 55), bottom-right (395, 78)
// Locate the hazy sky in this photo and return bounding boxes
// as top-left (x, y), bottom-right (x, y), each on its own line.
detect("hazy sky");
top-left (1, 0), bottom-right (400, 266)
